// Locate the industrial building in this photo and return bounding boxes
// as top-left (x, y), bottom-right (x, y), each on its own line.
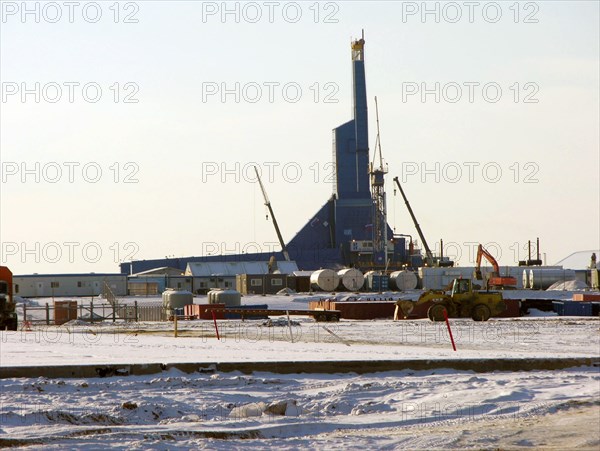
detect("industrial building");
top-left (185, 261), bottom-right (298, 294)
top-left (12, 273), bottom-right (127, 298)
top-left (120, 34), bottom-right (410, 276)
top-left (236, 274), bottom-right (288, 295)
top-left (127, 267), bottom-right (192, 295)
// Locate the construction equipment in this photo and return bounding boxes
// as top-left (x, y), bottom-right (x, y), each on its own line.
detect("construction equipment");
top-left (393, 176), bottom-right (434, 266)
top-left (254, 165), bottom-right (290, 262)
top-left (474, 244), bottom-right (517, 289)
top-left (392, 177), bottom-right (453, 267)
top-left (395, 278), bottom-right (506, 322)
top-left (0, 266), bottom-right (18, 331)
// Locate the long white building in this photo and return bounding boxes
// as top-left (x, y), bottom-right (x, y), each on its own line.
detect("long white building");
top-left (13, 273), bottom-right (127, 297)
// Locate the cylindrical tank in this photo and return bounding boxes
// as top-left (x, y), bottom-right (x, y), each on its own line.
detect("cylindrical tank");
top-left (310, 269), bottom-right (340, 292)
top-left (389, 270), bottom-right (418, 291)
top-left (212, 289), bottom-right (241, 307)
top-left (162, 290), bottom-right (193, 310)
top-left (522, 270), bottom-right (530, 290)
top-left (337, 268), bottom-right (364, 291)
top-left (529, 269), bottom-right (576, 290)
top-left (207, 289), bottom-right (221, 303)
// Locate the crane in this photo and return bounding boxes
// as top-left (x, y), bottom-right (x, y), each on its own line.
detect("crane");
top-left (474, 244), bottom-right (517, 288)
top-left (254, 166), bottom-right (290, 262)
top-left (392, 176), bottom-right (435, 266)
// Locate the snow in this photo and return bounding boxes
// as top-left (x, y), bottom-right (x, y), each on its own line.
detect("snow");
top-left (0, 367), bottom-right (598, 449)
top-left (2, 315), bottom-right (599, 368)
top-left (526, 308), bottom-right (559, 317)
top-left (2, 293), bottom-right (599, 448)
top-left (547, 279), bottom-right (590, 291)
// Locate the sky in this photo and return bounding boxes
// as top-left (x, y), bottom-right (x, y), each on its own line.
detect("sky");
top-left (1, 1), bottom-right (599, 274)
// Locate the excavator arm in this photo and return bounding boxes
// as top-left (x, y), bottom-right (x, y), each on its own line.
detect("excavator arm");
top-left (474, 244), bottom-right (500, 279)
top-left (474, 244), bottom-right (517, 288)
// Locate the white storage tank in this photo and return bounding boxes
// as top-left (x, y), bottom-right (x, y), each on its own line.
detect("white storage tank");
top-left (207, 289), bottom-right (221, 303)
top-left (337, 268), bottom-right (364, 291)
top-left (310, 269), bottom-right (340, 292)
top-left (522, 270), bottom-right (530, 290)
top-left (212, 289), bottom-right (241, 307)
top-left (162, 289), bottom-right (193, 310)
top-left (389, 270), bottom-right (418, 291)
top-left (529, 268), bottom-right (576, 290)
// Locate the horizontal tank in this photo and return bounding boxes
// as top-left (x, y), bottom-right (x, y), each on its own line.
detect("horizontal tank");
top-left (529, 269), bottom-right (576, 290)
top-left (207, 289), bottom-right (221, 303)
top-left (162, 290), bottom-right (193, 310)
top-left (212, 289), bottom-right (241, 307)
top-left (337, 268), bottom-right (364, 291)
top-left (389, 270), bottom-right (418, 291)
top-left (310, 269), bottom-right (340, 292)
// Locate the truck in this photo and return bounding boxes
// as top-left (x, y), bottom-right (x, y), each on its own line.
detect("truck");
top-left (395, 278), bottom-right (506, 322)
top-left (0, 266), bottom-right (18, 330)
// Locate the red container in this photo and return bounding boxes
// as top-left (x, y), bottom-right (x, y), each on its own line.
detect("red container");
top-left (494, 299), bottom-right (521, 318)
top-left (573, 293), bottom-right (600, 301)
top-left (184, 303), bottom-right (225, 320)
top-left (330, 301), bottom-right (395, 320)
top-left (54, 301), bottom-right (78, 325)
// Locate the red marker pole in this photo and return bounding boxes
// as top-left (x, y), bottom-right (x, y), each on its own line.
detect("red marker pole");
top-left (443, 309), bottom-right (457, 351)
top-left (211, 311), bottom-right (220, 341)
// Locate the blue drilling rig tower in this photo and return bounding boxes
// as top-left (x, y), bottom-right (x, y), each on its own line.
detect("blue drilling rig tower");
top-left (122, 33), bottom-right (410, 274)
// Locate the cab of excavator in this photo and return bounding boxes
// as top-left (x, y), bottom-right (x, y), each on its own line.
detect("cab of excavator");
top-left (451, 279), bottom-right (471, 296)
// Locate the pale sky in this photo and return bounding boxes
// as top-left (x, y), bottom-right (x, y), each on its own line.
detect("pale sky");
top-left (1, 1), bottom-right (599, 274)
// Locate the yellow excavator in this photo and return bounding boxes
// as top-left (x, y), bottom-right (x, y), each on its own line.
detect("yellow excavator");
top-left (395, 278), bottom-right (506, 322)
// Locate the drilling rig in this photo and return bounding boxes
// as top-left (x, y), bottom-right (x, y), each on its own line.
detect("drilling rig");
top-left (369, 96), bottom-right (388, 266)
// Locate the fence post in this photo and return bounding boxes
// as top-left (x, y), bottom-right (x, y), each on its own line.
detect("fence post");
top-left (45, 303), bottom-right (50, 325)
top-left (112, 302), bottom-right (116, 322)
top-left (135, 301), bottom-right (138, 322)
top-left (79, 303), bottom-right (83, 320)
top-left (90, 301), bottom-right (94, 323)
top-left (23, 304), bottom-right (27, 322)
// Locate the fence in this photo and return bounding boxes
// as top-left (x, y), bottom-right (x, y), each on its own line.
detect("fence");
top-left (20, 301), bottom-right (167, 325)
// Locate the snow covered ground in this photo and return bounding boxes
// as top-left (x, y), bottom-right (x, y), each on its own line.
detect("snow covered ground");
top-left (2, 315), bottom-right (600, 367)
top-left (1, 367), bottom-right (598, 449)
top-left (2, 293), bottom-right (599, 448)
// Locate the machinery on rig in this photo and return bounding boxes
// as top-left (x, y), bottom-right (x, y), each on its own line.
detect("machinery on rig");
top-left (369, 96), bottom-right (389, 266)
top-left (0, 266), bottom-right (18, 331)
top-left (395, 278), bottom-right (506, 322)
top-left (474, 244), bottom-right (517, 289)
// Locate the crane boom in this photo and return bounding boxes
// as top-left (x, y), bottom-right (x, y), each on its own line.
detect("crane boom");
top-left (254, 166), bottom-right (290, 262)
top-left (393, 176), bottom-right (434, 266)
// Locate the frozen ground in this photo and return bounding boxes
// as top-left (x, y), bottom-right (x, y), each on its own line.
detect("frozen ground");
top-left (0, 367), bottom-right (598, 449)
top-left (1, 314), bottom-right (599, 367)
top-left (2, 294), bottom-right (599, 449)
